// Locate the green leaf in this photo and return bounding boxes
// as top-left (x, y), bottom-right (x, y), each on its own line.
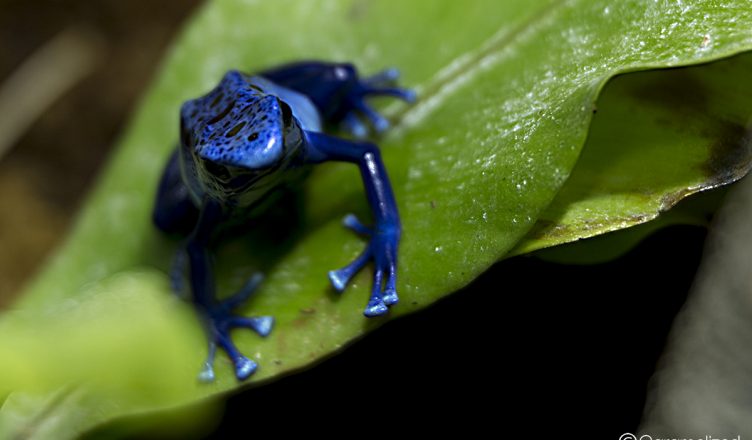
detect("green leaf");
top-left (529, 194), bottom-right (714, 265)
top-left (3, 0), bottom-right (752, 436)
top-left (512, 52), bottom-right (752, 257)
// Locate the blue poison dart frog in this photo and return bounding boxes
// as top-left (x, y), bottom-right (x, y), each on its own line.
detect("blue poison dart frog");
top-left (152, 61), bottom-right (415, 382)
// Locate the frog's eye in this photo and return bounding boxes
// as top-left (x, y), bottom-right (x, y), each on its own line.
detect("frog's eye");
top-left (279, 100), bottom-right (293, 126)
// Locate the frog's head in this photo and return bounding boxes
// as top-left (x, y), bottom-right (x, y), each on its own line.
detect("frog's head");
top-left (180, 70), bottom-right (299, 192)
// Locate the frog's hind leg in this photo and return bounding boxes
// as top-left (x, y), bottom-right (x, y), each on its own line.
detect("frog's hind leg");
top-left (259, 61), bottom-right (415, 137)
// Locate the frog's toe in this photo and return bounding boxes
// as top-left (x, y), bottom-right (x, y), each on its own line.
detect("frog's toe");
top-left (328, 225), bottom-right (372, 292)
top-left (372, 116), bottom-right (390, 133)
top-left (198, 341), bottom-right (218, 383)
top-left (196, 341), bottom-right (259, 381)
top-left (220, 272), bottom-right (264, 312)
top-left (362, 68), bottom-right (416, 102)
top-left (328, 252), bottom-right (369, 292)
top-left (198, 361), bottom-right (216, 383)
top-left (400, 88), bottom-right (417, 103)
top-left (382, 289), bottom-right (399, 306)
top-left (362, 268), bottom-right (391, 317)
top-left (351, 99), bottom-right (390, 133)
top-left (343, 213), bottom-right (372, 235)
top-left (212, 329), bottom-right (262, 381)
top-left (341, 113), bottom-right (369, 139)
top-left (382, 266), bottom-right (398, 306)
top-left (364, 86), bottom-right (416, 104)
top-left (328, 269), bottom-right (349, 292)
top-left (202, 347), bottom-right (257, 381)
top-left (230, 316), bottom-right (274, 337)
top-left (364, 298), bottom-right (388, 317)
top-left (234, 356), bottom-right (258, 381)
top-left (201, 326), bottom-right (265, 382)
top-left (364, 67), bottom-right (400, 86)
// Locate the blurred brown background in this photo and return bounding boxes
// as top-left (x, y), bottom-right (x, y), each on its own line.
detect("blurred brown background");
top-left (0, 0), bottom-right (203, 306)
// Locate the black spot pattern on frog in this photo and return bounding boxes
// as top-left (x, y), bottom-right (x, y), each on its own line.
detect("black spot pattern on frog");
top-left (181, 70), bottom-right (285, 169)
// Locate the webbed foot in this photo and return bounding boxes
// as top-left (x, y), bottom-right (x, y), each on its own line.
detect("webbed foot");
top-left (197, 273), bottom-right (274, 382)
top-left (340, 68), bottom-right (416, 138)
top-left (328, 214), bottom-right (399, 317)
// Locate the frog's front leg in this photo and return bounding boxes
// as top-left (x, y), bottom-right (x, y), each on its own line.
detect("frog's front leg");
top-left (304, 132), bottom-right (400, 316)
top-left (182, 199), bottom-right (274, 381)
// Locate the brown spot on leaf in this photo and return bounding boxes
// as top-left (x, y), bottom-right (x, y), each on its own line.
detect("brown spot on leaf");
top-left (701, 120), bottom-right (752, 187)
